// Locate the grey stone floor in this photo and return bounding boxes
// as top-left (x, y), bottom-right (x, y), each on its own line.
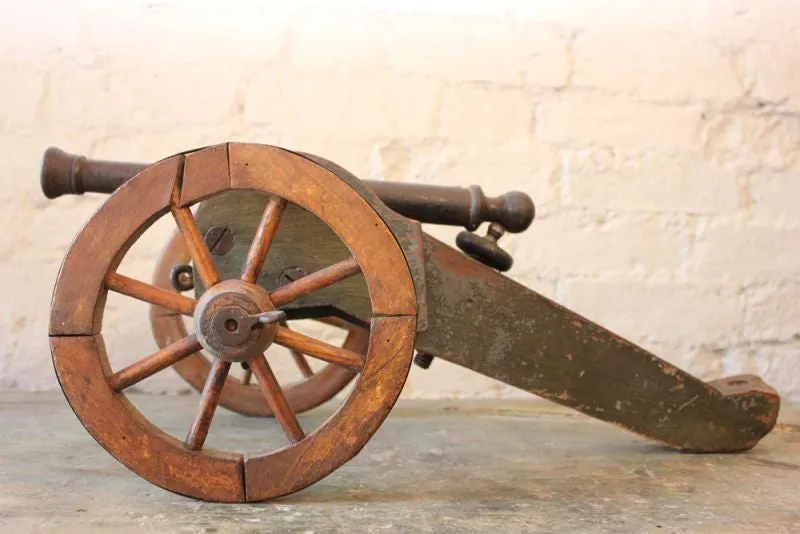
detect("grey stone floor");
top-left (0, 392), bottom-right (798, 533)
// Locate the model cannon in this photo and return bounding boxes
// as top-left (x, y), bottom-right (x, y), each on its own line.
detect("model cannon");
top-left (42, 143), bottom-right (781, 503)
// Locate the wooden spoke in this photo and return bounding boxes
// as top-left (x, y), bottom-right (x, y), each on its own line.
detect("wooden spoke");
top-left (270, 257), bottom-right (361, 307)
top-left (242, 368), bottom-right (253, 385)
top-left (278, 322), bottom-right (314, 379)
top-left (106, 272), bottom-right (196, 316)
top-left (291, 349), bottom-right (315, 379)
top-left (275, 326), bottom-right (363, 372)
top-left (250, 355), bottom-right (305, 443)
top-left (185, 358), bottom-right (231, 450)
top-left (241, 197), bottom-right (287, 283)
top-left (171, 203), bottom-right (220, 289)
top-left (109, 335), bottom-right (201, 391)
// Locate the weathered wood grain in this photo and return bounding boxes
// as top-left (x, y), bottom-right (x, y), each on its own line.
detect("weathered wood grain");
top-left (106, 271), bottom-right (196, 316)
top-left (241, 197), bottom-right (287, 283)
top-left (250, 355), bottom-right (306, 443)
top-left (50, 144), bottom-right (417, 502)
top-left (50, 335), bottom-right (245, 502)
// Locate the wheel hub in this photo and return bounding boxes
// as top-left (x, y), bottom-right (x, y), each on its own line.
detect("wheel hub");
top-left (194, 279), bottom-right (277, 362)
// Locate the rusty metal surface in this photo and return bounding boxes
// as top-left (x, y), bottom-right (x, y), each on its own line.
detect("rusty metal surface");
top-left (362, 181), bottom-right (533, 232)
top-left (40, 146), bottom-right (535, 233)
top-left (414, 236), bottom-right (780, 453)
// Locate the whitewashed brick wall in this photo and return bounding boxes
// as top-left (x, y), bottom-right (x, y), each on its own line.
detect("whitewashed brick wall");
top-left (2, 0), bottom-right (799, 401)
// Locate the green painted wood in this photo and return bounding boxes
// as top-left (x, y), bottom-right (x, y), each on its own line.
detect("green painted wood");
top-left (415, 236), bottom-right (780, 453)
top-left (195, 190), bottom-right (372, 323)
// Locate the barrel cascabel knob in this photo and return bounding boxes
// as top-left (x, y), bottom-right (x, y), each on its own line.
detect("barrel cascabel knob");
top-left (481, 190), bottom-right (536, 233)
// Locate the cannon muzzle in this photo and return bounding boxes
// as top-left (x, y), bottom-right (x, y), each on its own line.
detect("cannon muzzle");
top-left (41, 147), bottom-right (147, 199)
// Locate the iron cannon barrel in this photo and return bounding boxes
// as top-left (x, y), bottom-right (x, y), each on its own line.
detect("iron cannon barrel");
top-left (41, 147), bottom-right (534, 233)
top-left (366, 181), bottom-right (534, 233)
top-left (41, 147), bottom-right (146, 198)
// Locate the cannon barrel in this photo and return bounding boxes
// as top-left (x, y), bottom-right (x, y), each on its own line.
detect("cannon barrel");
top-left (41, 147), bottom-right (535, 233)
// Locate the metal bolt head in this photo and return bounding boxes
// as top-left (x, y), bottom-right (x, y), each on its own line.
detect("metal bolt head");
top-left (413, 352), bottom-right (435, 369)
top-left (177, 271), bottom-right (193, 287)
top-left (278, 266), bottom-right (308, 286)
top-left (203, 226), bottom-right (234, 256)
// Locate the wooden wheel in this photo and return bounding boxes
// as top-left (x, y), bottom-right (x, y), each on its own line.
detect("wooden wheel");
top-left (150, 229), bottom-right (366, 417)
top-left (49, 143), bottom-right (417, 502)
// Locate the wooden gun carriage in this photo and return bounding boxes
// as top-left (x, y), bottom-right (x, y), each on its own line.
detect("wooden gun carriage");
top-left (42, 143), bottom-right (781, 502)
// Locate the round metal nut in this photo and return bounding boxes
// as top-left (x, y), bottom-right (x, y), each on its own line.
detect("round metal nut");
top-left (169, 264), bottom-right (194, 292)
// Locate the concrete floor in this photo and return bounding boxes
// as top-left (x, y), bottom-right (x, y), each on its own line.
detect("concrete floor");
top-left (0, 392), bottom-right (798, 533)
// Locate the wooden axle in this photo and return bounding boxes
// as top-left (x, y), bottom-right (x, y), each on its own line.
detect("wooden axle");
top-left (41, 146), bottom-right (535, 233)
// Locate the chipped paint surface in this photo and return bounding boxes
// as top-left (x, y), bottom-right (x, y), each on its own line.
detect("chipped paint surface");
top-left (416, 236), bottom-right (780, 452)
